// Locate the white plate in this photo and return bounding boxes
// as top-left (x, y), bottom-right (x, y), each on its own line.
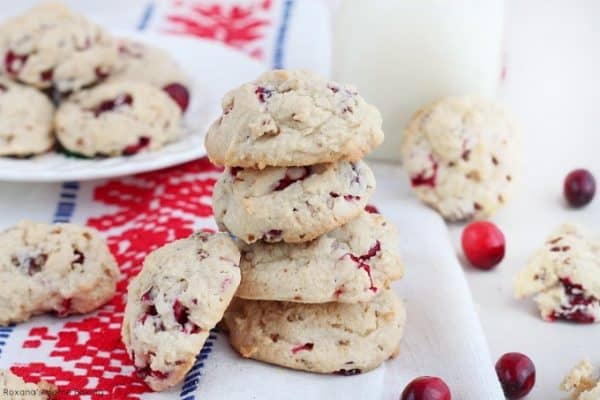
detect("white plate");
top-left (0, 31), bottom-right (265, 182)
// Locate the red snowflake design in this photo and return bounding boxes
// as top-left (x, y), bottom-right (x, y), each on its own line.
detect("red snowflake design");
top-left (12, 158), bottom-right (221, 399)
top-left (163, 0), bottom-right (273, 59)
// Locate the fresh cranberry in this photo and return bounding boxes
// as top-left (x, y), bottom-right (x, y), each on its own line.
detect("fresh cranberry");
top-left (564, 169), bottom-right (595, 208)
top-left (122, 136), bottom-right (151, 156)
top-left (461, 221), bottom-right (505, 270)
top-left (495, 353), bottom-right (535, 399)
top-left (90, 93), bottom-right (133, 117)
top-left (274, 167), bottom-right (310, 191)
top-left (401, 376), bottom-right (451, 400)
top-left (163, 83), bottom-right (190, 112)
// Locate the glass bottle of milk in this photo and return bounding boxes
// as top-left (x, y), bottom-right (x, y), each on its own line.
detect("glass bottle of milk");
top-left (332, 0), bottom-right (504, 162)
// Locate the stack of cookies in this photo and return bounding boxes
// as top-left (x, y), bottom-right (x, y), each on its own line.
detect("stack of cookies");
top-left (206, 70), bottom-right (407, 375)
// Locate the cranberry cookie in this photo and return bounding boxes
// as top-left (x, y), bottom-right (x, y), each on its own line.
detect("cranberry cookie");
top-left (55, 81), bottom-right (182, 157)
top-left (237, 211), bottom-right (404, 303)
top-left (0, 369), bottom-right (57, 399)
top-left (515, 224), bottom-right (600, 323)
top-left (122, 232), bottom-right (241, 391)
top-left (205, 69), bottom-right (383, 168)
top-left (0, 3), bottom-right (118, 92)
top-left (0, 78), bottom-right (54, 156)
top-left (561, 360), bottom-right (600, 400)
top-left (0, 221), bottom-right (119, 325)
top-left (223, 290), bottom-right (406, 374)
top-left (401, 96), bottom-right (521, 221)
top-left (213, 160), bottom-right (375, 244)
top-left (110, 38), bottom-right (190, 112)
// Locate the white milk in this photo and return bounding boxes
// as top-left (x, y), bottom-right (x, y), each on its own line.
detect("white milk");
top-left (332, 0), bottom-right (504, 162)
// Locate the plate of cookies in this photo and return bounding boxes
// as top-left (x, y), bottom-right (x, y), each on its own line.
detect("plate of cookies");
top-left (0, 3), bottom-right (265, 182)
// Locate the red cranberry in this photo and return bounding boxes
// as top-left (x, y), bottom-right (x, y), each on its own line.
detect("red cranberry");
top-left (364, 205), bottom-right (379, 214)
top-left (495, 353), bottom-right (535, 399)
top-left (4, 51), bottom-right (28, 75)
top-left (173, 300), bottom-right (189, 326)
top-left (335, 368), bottom-right (362, 376)
top-left (401, 376), bottom-right (451, 400)
top-left (40, 68), bottom-right (53, 82)
top-left (255, 86), bottom-right (273, 103)
top-left (122, 136), bottom-right (151, 156)
top-left (461, 221), bottom-right (505, 270)
top-left (163, 83), bottom-right (190, 112)
top-left (274, 167), bottom-right (310, 191)
top-left (90, 93), bottom-right (133, 117)
top-left (291, 342), bottom-right (314, 354)
top-left (564, 169), bottom-right (595, 208)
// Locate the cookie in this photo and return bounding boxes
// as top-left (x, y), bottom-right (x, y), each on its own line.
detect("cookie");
top-left (561, 360), bottom-right (600, 400)
top-left (0, 78), bottom-right (54, 156)
top-left (400, 96), bottom-right (521, 221)
top-left (223, 290), bottom-right (406, 374)
top-left (0, 221), bottom-right (120, 325)
top-left (205, 69), bottom-right (383, 168)
top-left (237, 211), bottom-right (404, 303)
top-left (0, 3), bottom-right (118, 92)
top-left (0, 369), bottom-right (57, 400)
top-left (55, 81), bottom-right (183, 157)
top-left (515, 224), bottom-right (600, 323)
top-left (110, 38), bottom-right (190, 112)
top-left (213, 160), bottom-right (375, 244)
top-left (122, 232), bottom-right (241, 391)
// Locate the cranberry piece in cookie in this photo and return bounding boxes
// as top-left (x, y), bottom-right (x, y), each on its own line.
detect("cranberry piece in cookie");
top-left (515, 224), bottom-right (600, 323)
top-left (121, 232), bottom-right (241, 391)
top-left (163, 83), bottom-right (190, 112)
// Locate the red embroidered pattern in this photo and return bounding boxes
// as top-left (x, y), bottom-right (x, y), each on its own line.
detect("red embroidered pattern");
top-left (163, 0), bottom-right (273, 59)
top-left (12, 158), bottom-right (221, 399)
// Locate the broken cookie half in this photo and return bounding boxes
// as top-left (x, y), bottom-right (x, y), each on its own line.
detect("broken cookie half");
top-left (515, 224), bottom-right (600, 323)
top-left (121, 231), bottom-right (241, 391)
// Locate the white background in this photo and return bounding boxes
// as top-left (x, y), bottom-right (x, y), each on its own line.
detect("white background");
top-left (449, 1), bottom-right (600, 399)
